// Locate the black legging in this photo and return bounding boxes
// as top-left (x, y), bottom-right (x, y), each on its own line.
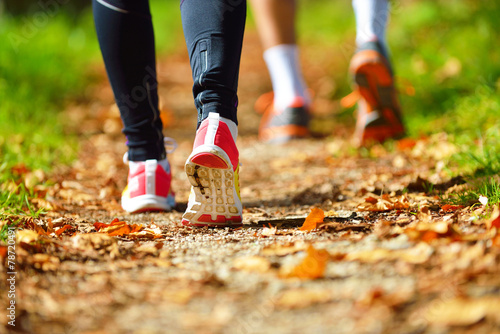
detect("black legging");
top-left (93, 0), bottom-right (246, 161)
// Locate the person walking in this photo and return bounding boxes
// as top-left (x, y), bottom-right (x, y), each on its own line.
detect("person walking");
top-left (93, 0), bottom-right (246, 227)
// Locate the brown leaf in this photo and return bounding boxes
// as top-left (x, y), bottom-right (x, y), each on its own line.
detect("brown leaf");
top-left (357, 194), bottom-right (410, 212)
top-left (55, 224), bottom-right (75, 237)
top-left (486, 206), bottom-right (500, 230)
top-left (94, 218), bottom-right (145, 237)
top-left (300, 208), bottom-right (325, 231)
top-left (405, 221), bottom-right (462, 243)
top-left (16, 229), bottom-right (39, 243)
top-left (261, 242), bottom-right (307, 257)
top-left (11, 163), bottom-right (30, 177)
top-left (71, 233), bottom-right (120, 258)
top-left (0, 246), bottom-right (7, 259)
top-left (424, 297), bottom-right (500, 326)
top-left (261, 226), bottom-right (277, 236)
top-left (397, 138), bottom-right (418, 151)
top-left (276, 288), bottom-right (332, 309)
top-left (283, 245), bottom-right (329, 280)
top-left (105, 223), bottom-right (132, 236)
top-left (441, 204), bottom-right (464, 212)
top-left (233, 256), bottom-right (271, 273)
top-left (30, 254), bottom-right (60, 271)
top-left (345, 242), bottom-right (432, 264)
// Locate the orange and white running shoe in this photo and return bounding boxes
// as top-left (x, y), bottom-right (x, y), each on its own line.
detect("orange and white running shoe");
top-left (121, 139), bottom-right (177, 213)
top-left (347, 40), bottom-right (405, 146)
top-left (256, 92), bottom-right (310, 144)
top-left (182, 113), bottom-right (243, 227)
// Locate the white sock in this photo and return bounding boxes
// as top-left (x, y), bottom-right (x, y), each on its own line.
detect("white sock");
top-left (352, 0), bottom-right (389, 51)
top-left (263, 44), bottom-right (310, 111)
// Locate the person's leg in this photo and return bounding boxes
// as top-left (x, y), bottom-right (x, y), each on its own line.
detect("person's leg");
top-left (93, 0), bottom-right (175, 213)
top-left (250, 0), bottom-right (309, 110)
top-left (250, 0), bottom-right (310, 143)
top-left (352, 0), bottom-right (389, 58)
top-left (93, 0), bottom-right (164, 161)
top-left (349, 0), bottom-right (405, 146)
top-left (180, 0), bottom-right (246, 227)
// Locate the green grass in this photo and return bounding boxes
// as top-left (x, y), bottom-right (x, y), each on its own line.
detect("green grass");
top-left (0, 10), bottom-right (99, 222)
top-left (295, 0), bottom-right (500, 206)
top-left (446, 178), bottom-right (500, 208)
top-left (0, 1), bottom-right (181, 223)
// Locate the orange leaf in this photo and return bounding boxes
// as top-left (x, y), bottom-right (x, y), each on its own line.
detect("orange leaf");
top-left (486, 206), bottom-right (500, 230)
top-left (110, 218), bottom-right (123, 225)
top-left (397, 138), bottom-right (417, 151)
top-left (0, 246), bottom-right (7, 259)
top-left (55, 224), bottom-right (74, 237)
top-left (300, 208), bottom-right (325, 231)
top-left (421, 230), bottom-right (439, 243)
top-left (94, 219), bottom-right (146, 237)
top-left (493, 234), bottom-right (500, 247)
top-left (93, 222), bottom-right (109, 231)
top-left (365, 196), bottom-right (378, 204)
top-left (47, 219), bottom-right (54, 234)
top-left (34, 224), bottom-right (49, 236)
top-left (286, 245), bottom-right (330, 280)
top-left (130, 224), bottom-right (144, 233)
top-left (106, 223), bottom-right (131, 236)
top-left (11, 163), bottom-right (30, 176)
top-left (441, 204), bottom-right (464, 212)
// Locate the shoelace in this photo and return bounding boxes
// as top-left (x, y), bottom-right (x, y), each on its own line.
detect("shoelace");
top-left (123, 137), bottom-right (178, 164)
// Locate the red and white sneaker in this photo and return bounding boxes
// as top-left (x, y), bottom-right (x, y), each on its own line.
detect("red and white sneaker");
top-left (121, 139), bottom-right (176, 213)
top-left (182, 113), bottom-right (243, 227)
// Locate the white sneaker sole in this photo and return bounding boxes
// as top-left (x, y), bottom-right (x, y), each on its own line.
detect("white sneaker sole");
top-left (182, 145), bottom-right (242, 227)
top-left (122, 193), bottom-right (175, 213)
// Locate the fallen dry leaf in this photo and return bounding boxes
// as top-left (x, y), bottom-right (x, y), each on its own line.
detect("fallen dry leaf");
top-left (282, 245), bottom-right (329, 280)
top-left (424, 297), bottom-right (500, 326)
top-left (161, 289), bottom-right (194, 305)
top-left (486, 206), bottom-right (500, 230)
top-left (345, 242), bottom-right (433, 264)
top-left (55, 224), bottom-right (75, 237)
top-left (261, 226), bottom-right (277, 236)
top-left (132, 222), bottom-right (163, 239)
top-left (71, 233), bottom-right (120, 258)
top-left (357, 194), bottom-right (410, 212)
top-left (16, 229), bottom-right (39, 244)
top-left (30, 254), bottom-right (60, 271)
top-left (144, 257), bottom-right (172, 268)
top-left (441, 204), bottom-right (464, 213)
top-left (397, 138), bottom-right (418, 151)
top-left (405, 221), bottom-right (462, 243)
top-left (233, 256), bottom-right (271, 273)
top-left (95, 218), bottom-right (143, 237)
top-left (300, 208), bottom-right (325, 231)
top-left (261, 242), bottom-right (308, 257)
top-left (276, 288), bottom-right (333, 309)
top-left (136, 242), bottom-right (164, 255)
top-left (0, 246), bottom-right (7, 259)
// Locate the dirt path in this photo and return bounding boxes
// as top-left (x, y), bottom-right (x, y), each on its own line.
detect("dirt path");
top-left (2, 31), bottom-right (500, 334)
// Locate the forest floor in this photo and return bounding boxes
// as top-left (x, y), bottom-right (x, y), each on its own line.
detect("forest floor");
top-left (1, 31), bottom-right (500, 334)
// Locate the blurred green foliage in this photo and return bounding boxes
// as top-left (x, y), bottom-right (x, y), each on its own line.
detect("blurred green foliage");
top-left (296, 0), bottom-right (500, 204)
top-left (0, 0), bottom-right (181, 216)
